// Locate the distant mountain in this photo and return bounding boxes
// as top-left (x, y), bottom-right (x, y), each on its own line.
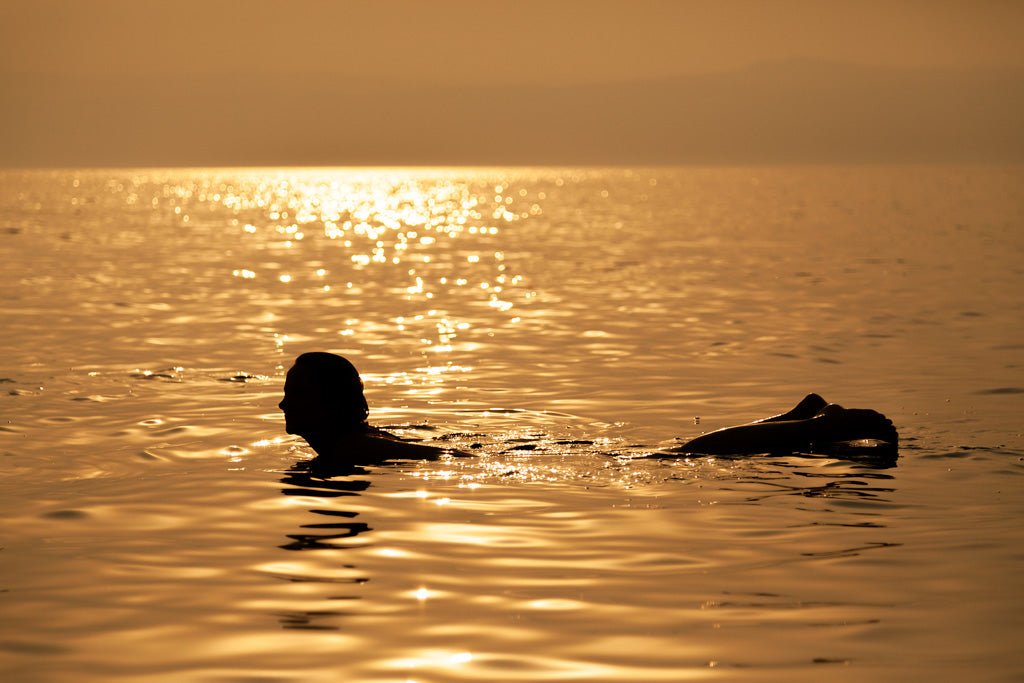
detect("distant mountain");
top-left (2, 60), bottom-right (1022, 166)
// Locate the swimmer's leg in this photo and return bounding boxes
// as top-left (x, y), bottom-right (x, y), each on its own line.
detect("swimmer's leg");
top-left (671, 394), bottom-right (828, 455)
top-left (673, 400), bottom-right (897, 455)
top-left (756, 393), bottom-right (828, 423)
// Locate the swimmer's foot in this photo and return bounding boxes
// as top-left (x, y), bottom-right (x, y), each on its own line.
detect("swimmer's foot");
top-left (814, 404), bottom-right (898, 445)
top-left (760, 393), bottom-right (828, 423)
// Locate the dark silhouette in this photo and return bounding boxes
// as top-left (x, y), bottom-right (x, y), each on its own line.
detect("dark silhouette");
top-left (280, 353), bottom-right (898, 462)
top-left (673, 392), bottom-right (898, 456)
top-left (279, 352), bottom-right (452, 464)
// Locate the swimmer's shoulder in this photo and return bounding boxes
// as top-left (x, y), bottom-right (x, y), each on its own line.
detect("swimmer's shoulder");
top-left (356, 431), bottom-right (452, 460)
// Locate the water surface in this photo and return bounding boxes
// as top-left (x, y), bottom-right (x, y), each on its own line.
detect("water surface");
top-left (1, 166), bottom-right (1022, 681)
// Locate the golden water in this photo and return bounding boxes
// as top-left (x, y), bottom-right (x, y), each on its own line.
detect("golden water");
top-left (1, 167), bottom-right (1022, 681)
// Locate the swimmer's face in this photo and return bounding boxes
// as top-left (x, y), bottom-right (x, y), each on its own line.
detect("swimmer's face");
top-left (279, 365), bottom-right (335, 437)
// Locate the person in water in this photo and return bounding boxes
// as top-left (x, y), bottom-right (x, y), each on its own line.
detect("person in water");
top-left (280, 352), bottom-right (897, 462)
top-left (279, 351), bottom-right (452, 462)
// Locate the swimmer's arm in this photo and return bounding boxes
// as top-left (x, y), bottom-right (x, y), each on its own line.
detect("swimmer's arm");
top-left (674, 417), bottom-right (824, 455)
top-left (365, 433), bottom-right (469, 459)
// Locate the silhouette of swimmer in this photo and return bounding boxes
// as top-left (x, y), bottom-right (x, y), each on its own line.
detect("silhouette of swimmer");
top-left (674, 392), bottom-right (898, 455)
top-left (279, 352), bottom-right (452, 463)
top-left (281, 352), bottom-right (898, 461)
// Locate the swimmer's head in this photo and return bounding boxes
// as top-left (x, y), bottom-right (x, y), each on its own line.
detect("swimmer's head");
top-left (279, 352), bottom-right (369, 437)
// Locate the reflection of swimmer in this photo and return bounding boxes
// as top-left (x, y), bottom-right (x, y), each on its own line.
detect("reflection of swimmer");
top-left (674, 393), bottom-right (899, 455)
top-left (280, 352), bottom-right (452, 464)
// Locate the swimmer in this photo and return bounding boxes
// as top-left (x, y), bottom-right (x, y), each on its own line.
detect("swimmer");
top-left (279, 352), bottom-right (452, 463)
top-left (673, 392), bottom-right (899, 455)
top-left (281, 352), bottom-right (898, 460)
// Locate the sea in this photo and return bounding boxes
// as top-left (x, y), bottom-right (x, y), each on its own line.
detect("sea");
top-left (1, 166), bottom-right (1022, 682)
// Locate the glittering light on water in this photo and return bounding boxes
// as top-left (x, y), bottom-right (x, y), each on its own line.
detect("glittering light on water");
top-left (392, 650), bottom-right (474, 670)
top-left (172, 170), bottom-right (539, 363)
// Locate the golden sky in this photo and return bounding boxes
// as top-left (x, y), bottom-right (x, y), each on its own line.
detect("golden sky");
top-left (2, 0), bottom-right (1022, 165)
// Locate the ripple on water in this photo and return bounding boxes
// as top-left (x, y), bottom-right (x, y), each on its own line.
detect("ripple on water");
top-left (40, 509), bottom-right (90, 520)
top-left (1, 167), bottom-right (1023, 682)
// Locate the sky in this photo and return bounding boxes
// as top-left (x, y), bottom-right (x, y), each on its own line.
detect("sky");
top-left (2, 0), bottom-right (1022, 166)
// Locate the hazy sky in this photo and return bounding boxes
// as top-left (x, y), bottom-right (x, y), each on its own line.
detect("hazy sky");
top-left (4, 0), bottom-right (1023, 81)
top-left (2, 0), bottom-right (1022, 165)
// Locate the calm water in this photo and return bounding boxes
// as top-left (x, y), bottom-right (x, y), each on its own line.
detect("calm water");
top-left (1, 166), bottom-right (1022, 682)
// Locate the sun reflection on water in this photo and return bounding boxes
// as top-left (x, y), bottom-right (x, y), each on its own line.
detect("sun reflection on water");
top-left (153, 170), bottom-right (540, 389)
top-left (4, 166), bottom-right (1024, 682)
